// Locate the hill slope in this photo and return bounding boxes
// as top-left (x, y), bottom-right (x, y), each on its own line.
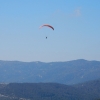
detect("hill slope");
top-left (0, 59), bottom-right (100, 84)
top-left (0, 80), bottom-right (100, 100)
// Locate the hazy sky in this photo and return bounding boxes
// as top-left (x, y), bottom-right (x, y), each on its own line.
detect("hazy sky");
top-left (0, 0), bottom-right (100, 62)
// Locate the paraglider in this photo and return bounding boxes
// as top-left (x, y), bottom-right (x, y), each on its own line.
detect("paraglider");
top-left (39, 24), bottom-right (54, 39)
top-left (39, 24), bottom-right (54, 30)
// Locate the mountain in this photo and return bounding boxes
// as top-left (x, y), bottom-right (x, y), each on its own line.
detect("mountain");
top-left (73, 79), bottom-right (100, 100)
top-left (0, 59), bottom-right (100, 84)
top-left (0, 80), bottom-right (100, 100)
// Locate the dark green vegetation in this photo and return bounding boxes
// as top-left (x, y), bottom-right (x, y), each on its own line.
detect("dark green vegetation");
top-left (0, 59), bottom-right (100, 84)
top-left (0, 80), bottom-right (100, 100)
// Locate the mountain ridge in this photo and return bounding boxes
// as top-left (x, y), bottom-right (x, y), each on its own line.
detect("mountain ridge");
top-left (0, 59), bottom-right (100, 84)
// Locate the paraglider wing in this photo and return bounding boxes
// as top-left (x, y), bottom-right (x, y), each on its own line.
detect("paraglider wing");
top-left (39, 24), bottom-right (54, 30)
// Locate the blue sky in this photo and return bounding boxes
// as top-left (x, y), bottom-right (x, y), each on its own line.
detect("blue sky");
top-left (0, 0), bottom-right (100, 62)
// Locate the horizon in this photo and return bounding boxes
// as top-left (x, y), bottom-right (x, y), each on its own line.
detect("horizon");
top-left (0, 58), bottom-right (99, 63)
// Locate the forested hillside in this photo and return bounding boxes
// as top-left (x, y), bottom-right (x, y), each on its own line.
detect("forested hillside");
top-left (0, 80), bottom-right (100, 100)
top-left (0, 59), bottom-right (100, 84)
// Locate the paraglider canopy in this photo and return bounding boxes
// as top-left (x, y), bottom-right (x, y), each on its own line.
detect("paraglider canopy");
top-left (39, 24), bottom-right (54, 30)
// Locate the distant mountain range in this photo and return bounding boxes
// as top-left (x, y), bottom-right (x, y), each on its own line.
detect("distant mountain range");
top-left (0, 59), bottom-right (100, 84)
top-left (0, 79), bottom-right (100, 100)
